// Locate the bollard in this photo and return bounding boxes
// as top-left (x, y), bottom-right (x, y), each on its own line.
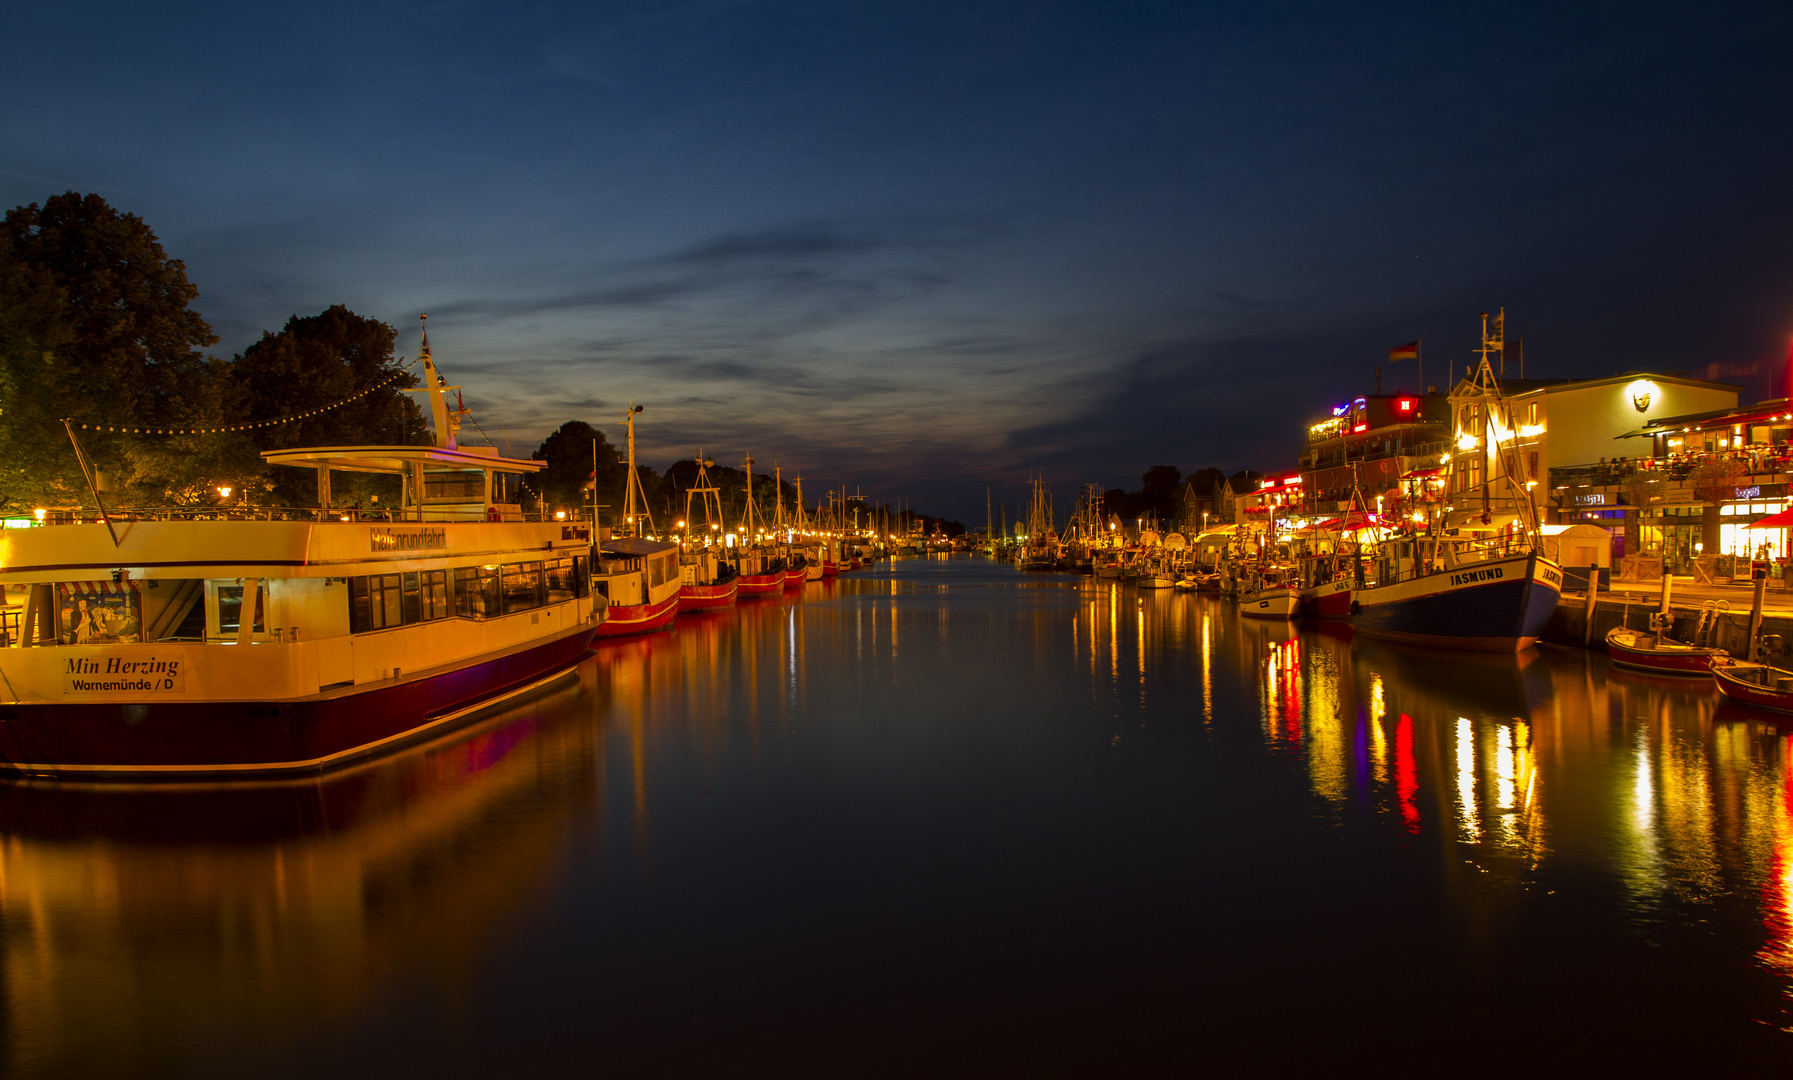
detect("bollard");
top-left (1583, 584), bottom-right (1598, 647)
top-left (1750, 562), bottom-right (1768, 662)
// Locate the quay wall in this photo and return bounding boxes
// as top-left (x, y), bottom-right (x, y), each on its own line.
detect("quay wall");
top-left (1541, 588), bottom-right (1793, 661)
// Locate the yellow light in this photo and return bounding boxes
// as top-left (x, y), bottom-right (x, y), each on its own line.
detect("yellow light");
top-left (33, 508), bottom-right (45, 522)
top-left (1456, 434), bottom-right (1479, 451)
top-left (1518, 424), bottom-right (1544, 438)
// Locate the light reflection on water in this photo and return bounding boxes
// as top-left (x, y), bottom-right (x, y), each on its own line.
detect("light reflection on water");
top-left (5, 556), bottom-right (1793, 1073)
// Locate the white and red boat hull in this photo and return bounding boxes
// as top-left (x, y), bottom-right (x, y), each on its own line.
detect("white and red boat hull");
top-left (1299, 579), bottom-right (1353, 620)
top-left (677, 581), bottom-right (738, 612)
top-left (783, 567), bottom-right (807, 590)
top-left (1240, 587), bottom-right (1300, 620)
top-left (595, 592), bottom-right (678, 636)
top-left (737, 572), bottom-right (784, 597)
top-left (0, 623), bottom-right (597, 776)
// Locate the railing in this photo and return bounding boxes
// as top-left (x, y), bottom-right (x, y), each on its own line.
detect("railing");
top-left (2, 506), bottom-right (577, 527)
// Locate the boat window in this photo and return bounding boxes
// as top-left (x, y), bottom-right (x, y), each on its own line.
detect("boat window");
top-left (423, 470), bottom-right (486, 501)
top-left (349, 574), bottom-right (404, 633)
top-left (545, 557), bottom-right (577, 602)
top-left (492, 472), bottom-right (525, 505)
top-left (419, 569), bottom-right (449, 620)
top-left (502, 562), bottom-right (544, 613)
top-left (454, 566), bottom-right (501, 619)
top-left (217, 583), bottom-right (266, 635)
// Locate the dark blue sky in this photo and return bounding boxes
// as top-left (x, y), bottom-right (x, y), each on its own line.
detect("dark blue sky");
top-left (6, 2), bottom-right (1792, 522)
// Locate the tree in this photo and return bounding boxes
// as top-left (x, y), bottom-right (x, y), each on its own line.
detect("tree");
top-left (231, 306), bottom-right (423, 505)
top-left (1139, 465), bottom-right (1183, 525)
top-left (530, 421), bottom-right (623, 516)
top-left (1690, 457), bottom-right (1746, 558)
top-left (0, 191), bottom-right (223, 507)
top-left (1618, 472), bottom-right (1666, 554)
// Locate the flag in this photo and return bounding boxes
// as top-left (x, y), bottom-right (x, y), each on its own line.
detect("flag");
top-left (1388, 341), bottom-right (1419, 362)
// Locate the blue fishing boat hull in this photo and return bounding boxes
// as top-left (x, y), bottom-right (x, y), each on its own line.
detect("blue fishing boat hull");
top-left (1353, 551), bottom-right (1562, 652)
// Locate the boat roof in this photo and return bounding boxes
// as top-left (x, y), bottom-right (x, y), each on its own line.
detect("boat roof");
top-left (261, 445), bottom-right (544, 474)
top-left (600, 538), bottom-right (679, 557)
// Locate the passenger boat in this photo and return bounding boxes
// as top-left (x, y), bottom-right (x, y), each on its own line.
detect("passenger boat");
top-left (592, 404), bottom-right (680, 636)
top-left (1711, 658), bottom-right (1793, 713)
top-left (1350, 321), bottom-right (1561, 652)
top-left (0, 323), bottom-right (603, 777)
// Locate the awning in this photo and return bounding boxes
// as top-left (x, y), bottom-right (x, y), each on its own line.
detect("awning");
top-left (1400, 467), bottom-right (1444, 480)
top-left (600, 537), bottom-right (679, 556)
top-left (1746, 508), bottom-right (1793, 529)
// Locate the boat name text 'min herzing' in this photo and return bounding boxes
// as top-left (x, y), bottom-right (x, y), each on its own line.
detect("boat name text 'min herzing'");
top-left (64, 656), bottom-right (185, 693)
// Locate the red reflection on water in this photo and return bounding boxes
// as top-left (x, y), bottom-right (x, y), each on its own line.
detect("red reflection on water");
top-left (1396, 713), bottom-right (1420, 834)
top-left (1758, 737), bottom-right (1793, 979)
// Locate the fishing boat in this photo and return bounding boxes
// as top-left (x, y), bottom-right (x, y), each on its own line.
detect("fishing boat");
top-left (1238, 565), bottom-right (1300, 620)
top-left (592, 404), bottom-right (680, 636)
top-left (1018, 476), bottom-right (1058, 571)
top-left (675, 453), bottom-right (739, 612)
top-left (0, 319), bottom-right (604, 777)
top-left (1711, 658), bottom-right (1793, 713)
top-left (1350, 314), bottom-right (1561, 651)
top-left (733, 455), bottom-right (786, 597)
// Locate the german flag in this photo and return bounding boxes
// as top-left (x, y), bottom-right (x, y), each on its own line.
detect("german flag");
top-left (1388, 340), bottom-right (1419, 362)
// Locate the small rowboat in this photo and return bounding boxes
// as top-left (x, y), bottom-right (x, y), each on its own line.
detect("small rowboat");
top-left (1605, 626), bottom-right (1728, 676)
top-left (1712, 658), bottom-right (1793, 714)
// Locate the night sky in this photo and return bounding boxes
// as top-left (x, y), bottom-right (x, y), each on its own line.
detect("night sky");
top-left (6, 2), bottom-right (1792, 522)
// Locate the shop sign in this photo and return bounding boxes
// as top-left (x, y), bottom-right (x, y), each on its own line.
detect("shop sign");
top-left (1571, 492), bottom-right (1606, 506)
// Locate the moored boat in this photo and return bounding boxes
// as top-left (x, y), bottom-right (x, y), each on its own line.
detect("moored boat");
top-left (592, 538), bottom-right (681, 634)
top-left (1605, 626), bottom-right (1727, 675)
top-left (676, 453), bottom-right (739, 612)
top-left (0, 321), bottom-right (603, 777)
top-left (1712, 658), bottom-right (1793, 713)
top-left (1350, 319), bottom-right (1561, 652)
top-left (1298, 578), bottom-right (1353, 620)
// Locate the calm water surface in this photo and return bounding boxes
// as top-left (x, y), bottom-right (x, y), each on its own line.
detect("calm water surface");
top-left (6, 555), bottom-right (1793, 1074)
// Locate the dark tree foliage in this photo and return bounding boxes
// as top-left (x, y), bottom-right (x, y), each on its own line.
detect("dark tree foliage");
top-left (231, 306), bottom-right (424, 505)
top-left (0, 191), bottom-right (224, 507)
top-left (530, 420), bottom-right (624, 515)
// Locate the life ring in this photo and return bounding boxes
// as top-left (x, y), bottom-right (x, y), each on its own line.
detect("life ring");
top-left (486, 506), bottom-right (500, 522)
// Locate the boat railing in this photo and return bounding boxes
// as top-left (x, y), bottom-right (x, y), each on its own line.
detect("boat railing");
top-left (2, 506), bottom-right (578, 526)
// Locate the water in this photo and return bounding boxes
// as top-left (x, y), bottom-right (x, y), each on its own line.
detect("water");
top-left (5, 555), bottom-right (1793, 1074)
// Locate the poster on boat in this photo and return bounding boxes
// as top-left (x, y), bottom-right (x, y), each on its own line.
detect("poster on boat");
top-left (57, 581), bottom-right (142, 645)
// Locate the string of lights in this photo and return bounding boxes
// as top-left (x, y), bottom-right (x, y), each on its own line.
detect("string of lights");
top-left (75, 360), bottom-right (419, 437)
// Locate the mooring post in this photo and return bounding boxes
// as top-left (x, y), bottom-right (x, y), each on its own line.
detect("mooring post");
top-left (1583, 583), bottom-right (1599, 647)
top-left (1749, 562), bottom-right (1768, 662)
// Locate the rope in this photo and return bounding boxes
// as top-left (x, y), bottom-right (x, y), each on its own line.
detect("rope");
top-left (76, 359), bottom-right (417, 436)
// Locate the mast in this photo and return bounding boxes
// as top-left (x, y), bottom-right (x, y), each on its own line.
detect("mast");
top-left (408, 314), bottom-right (466, 450)
top-left (683, 451), bottom-right (724, 539)
top-left (740, 455), bottom-right (762, 540)
top-left (1467, 308), bottom-right (1540, 543)
top-left (621, 403), bottom-right (653, 537)
top-left (773, 464), bottom-right (786, 533)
